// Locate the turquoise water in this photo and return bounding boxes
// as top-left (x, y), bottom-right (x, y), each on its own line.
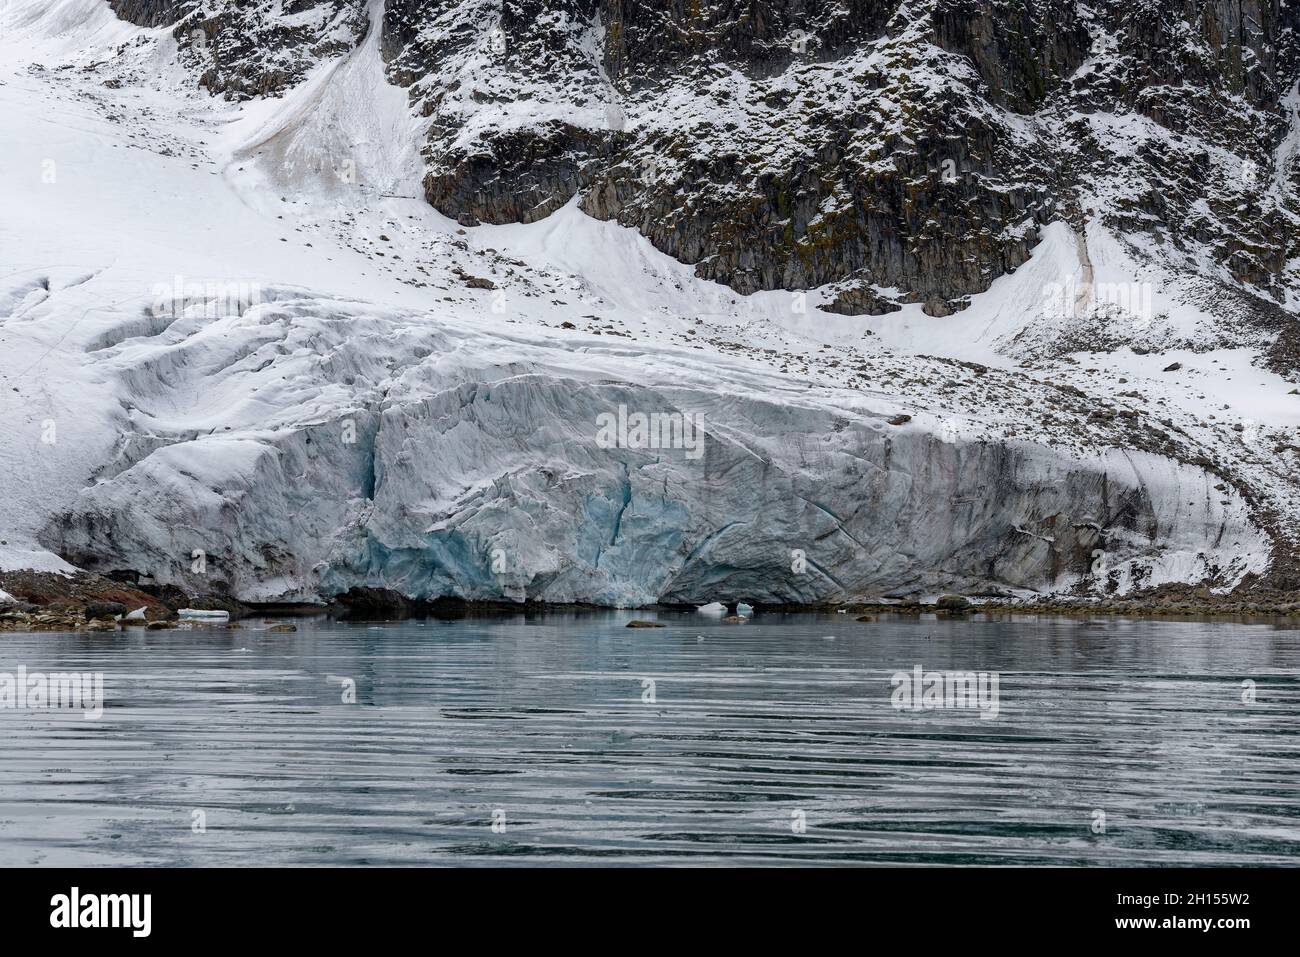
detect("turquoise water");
top-left (1, 611), bottom-right (1298, 865)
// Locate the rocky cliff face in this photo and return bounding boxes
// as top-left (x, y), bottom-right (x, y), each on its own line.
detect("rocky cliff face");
top-left (381, 0), bottom-right (1300, 320)
top-left (106, 1), bottom-right (1300, 321)
top-left (384, 0), bottom-right (1060, 315)
top-left (109, 0), bottom-right (370, 98)
top-left (1057, 2), bottom-right (1300, 312)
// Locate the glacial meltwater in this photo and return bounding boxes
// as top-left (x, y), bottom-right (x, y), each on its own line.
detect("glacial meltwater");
top-left (1, 611), bottom-right (1297, 866)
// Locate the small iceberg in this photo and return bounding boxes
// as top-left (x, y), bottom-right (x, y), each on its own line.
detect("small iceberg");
top-left (178, 608), bottom-right (230, 622)
top-left (699, 602), bottom-right (754, 617)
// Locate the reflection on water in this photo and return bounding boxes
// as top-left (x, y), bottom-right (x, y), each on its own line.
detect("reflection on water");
top-left (1, 611), bottom-right (1298, 865)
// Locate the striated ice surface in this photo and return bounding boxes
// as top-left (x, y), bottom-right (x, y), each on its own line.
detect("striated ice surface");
top-left (43, 295), bottom-right (1267, 605)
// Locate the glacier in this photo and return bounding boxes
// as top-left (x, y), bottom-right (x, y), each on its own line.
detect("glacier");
top-left (1, 0), bottom-right (1295, 609)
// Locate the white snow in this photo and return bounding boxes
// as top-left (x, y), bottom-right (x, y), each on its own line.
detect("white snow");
top-left (0, 0), bottom-right (1290, 603)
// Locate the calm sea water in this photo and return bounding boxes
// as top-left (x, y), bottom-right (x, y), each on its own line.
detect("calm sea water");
top-left (1, 611), bottom-right (1297, 866)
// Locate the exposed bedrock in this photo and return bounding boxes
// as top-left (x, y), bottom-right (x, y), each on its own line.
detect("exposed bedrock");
top-left (102, 0), bottom-right (1300, 316)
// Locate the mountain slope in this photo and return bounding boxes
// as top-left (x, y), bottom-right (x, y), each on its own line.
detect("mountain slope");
top-left (1, 0), bottom-right (1298, 608)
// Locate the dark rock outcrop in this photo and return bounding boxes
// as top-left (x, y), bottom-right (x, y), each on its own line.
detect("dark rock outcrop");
top-left (109, 0), bottom-right (371, 100)
top-left (105, 0), bottom-right (1300, 324)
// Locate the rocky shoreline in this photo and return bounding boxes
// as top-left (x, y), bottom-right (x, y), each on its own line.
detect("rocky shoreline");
top-left (0, 569), bottom-right (245, 632)
top-left (4, 570), bottom-right (1300, 632)
top-left (767, 583), bottom-right (1300, 620)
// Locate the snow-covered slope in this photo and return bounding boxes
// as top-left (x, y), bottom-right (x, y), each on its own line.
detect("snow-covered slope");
top-left (0, 0), bottom-right (1297, 607)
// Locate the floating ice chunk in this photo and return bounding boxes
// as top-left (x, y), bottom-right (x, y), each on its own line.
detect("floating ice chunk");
top-left (178, 608), bottom-right (230, 621)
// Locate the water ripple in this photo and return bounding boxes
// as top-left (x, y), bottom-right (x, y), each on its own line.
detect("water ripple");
top-left (0, 613), bottom-right (1297, 865)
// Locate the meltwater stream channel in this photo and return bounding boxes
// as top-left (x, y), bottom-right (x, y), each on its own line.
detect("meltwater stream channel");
top-left (0, 611), bottom-right (1297, 865)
